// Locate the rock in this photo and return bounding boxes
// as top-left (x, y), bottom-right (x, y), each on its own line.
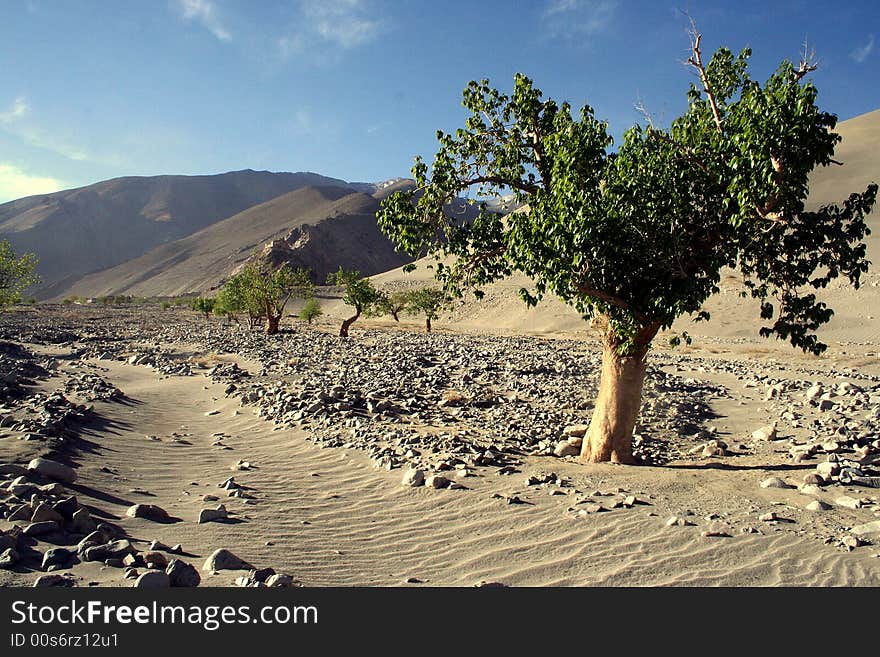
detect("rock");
top-left (401, 468), bottom-right (425, 487)
top-left (799, 484), bottom-right (823, 496)
top-left (69, 508), bottom-right (96, 534)
top-left (197, 505), bottom-right (229, 523)
top-left (802, 473), bottom-right (825, 486)
top-left (77, 530), bottom-right (111, 553)
top-left (751, 425), bottom-right (777, 441)
top-left (82, 540), bottom-right (135, 562)
top-left (27, 457), bottom-right (76, 483)
top-left (166, 559), bottom-right (201, 587)
top-left (142, 551), bottom-right (168, 569)
top-left (701, 523), bottom-right (731, 538)
top-left (265, 573), bottom-right (294, 587)
top-left (31, 502), bottom-right (64, 525)
top-left (126, 504), bottom-right (171, 522)
top-left (665, 516), bottom-right (694, 527)
top-left (553, 440), bottom-right (580, 457)
top-left (760, 477), bottom-right (792, 489)
top-left (805, 500), bottom-right (832, 512)
top-left (759, 512), bottom-right (779, 522)
top-left (23, 521), bottom-right (60, 536)
top-left (52, 496), bottom-right (79, 520)
top-left (134, 571), bottom-right (170, 588)
top-left (0, 547), bottom-right (19, 569)
top-left (562, 424), bottom-right (589, 438)
top-left (203, 548), bottom-right (249, 572)
top-left (841, 536), bottom-right (863, 550)
top-left (836, 496), bottom-right (863, 510)
top-left (850, 520), bottom-right (880, 537)
top-left (425, 474), bottom-right (452, 489)
top-left (42, 547), bottom-right (73, 569)
top-left (33, 574), bottom-right (73, 587)
top-left (816, 462), bottom-right (840, 479)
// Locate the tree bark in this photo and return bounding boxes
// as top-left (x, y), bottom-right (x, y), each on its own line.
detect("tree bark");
top-left (425, 317), bottom-right (432, 333)
top-left (266, 314), bottom-right (280, 335)
top-left (580, 321), bottom-right (659, 464)
top-left (339, 309), bottom-right (360, 337)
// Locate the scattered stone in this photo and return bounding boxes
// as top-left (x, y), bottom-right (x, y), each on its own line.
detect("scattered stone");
top-left (42, 548), bottom-right (73, 570)
top-left (805, 500), bottom-right (832, 512)
top-left (197, 505), bottom-right (229, 524)
top-left (751, 425), bottom-right (777, 441)
top-left (134, 571), bottom-right (170, 588)
top-left (166, 559), bottom-right (201, 587)
top-left (126, 504), bottom-right (171, 522)
top-left (203, 548), bottom-right (249, 572)
top-left (401, 468), bottom-right (425, 487)
top-left (760, 477), bottom-right (792, 489)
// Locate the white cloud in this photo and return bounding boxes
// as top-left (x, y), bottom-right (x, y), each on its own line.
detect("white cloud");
top-left (851, 34), bottom-right (874, 63)
top-left (278, 0), bottom-right (383, 61)
top-left (176, 0), bottom-right (231, 42)
top-left (0, 164), bottom-right (67, 202)
top-left (0, 96), bottom-right (29, 124)
top-left (541, 0), bottom-right (616, 40)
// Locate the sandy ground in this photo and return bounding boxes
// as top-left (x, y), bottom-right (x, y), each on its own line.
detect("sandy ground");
top-left (3, 332), bottom-right (879, 587)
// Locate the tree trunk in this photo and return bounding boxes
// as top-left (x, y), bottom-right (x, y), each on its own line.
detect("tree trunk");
top-left (266, 314), bottom-right (280, 335)
top-left (425, 317), bottom-right (432, 333)
top-left (391, 310), bottom-right (400, 322)
top-left (580, 322), bottom-right (659, 464)
top-left (339, 310), bottom-right (360, 337)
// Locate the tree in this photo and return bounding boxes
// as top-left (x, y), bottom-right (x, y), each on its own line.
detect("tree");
top-left (299, 297), bottom-right (323, 324)
top-left (220, 260), bottom-right (313, 334)
top-left (326, 267), bottom-right (381, 337)
top-left (406, 287), bottom-right (446, 332)
top-left (0, 240), bottom-right (38, 310)
top-left (374, 289), bottom-right (410, 322)
top-left (191, 297), bottom-right (215, 320)
top-left (378, 32), bottom-right (877, 464)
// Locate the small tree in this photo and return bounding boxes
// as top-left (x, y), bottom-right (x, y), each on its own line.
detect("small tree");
top-left (299, 297), bottom-right (323, 324)
top-left (374, 290), bottom-right (410, 322)
top-left (221, 260), bottom-right (313, 334)
top-left (326, 267), bottom-right (381, 337)
top-left (406, 287), bottom-right (446, 332)
top-left (378, 32), bottom-right (877, 464)
top-left (191, 297), bottom-right (215, 320)
top-left (0, 240), bottom-right (38, 310)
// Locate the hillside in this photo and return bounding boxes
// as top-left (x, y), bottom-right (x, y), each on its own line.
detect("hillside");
top-left (59, 184), bottom-right (416, 298)
top-left (0, 169), bottom-right (351, 297)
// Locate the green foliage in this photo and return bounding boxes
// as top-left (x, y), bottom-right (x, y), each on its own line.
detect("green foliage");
top-left (378, 48), bottom-right (876, 356)
top-left (326, 267), bottom-right (381, 314)
top-left (0, 240), bottom-right (38, 310)
top-left (405, 287), bottom-right (446, 320)
top-left (191, 297), bottom-right (215, 319)
top-left (372, 289), bottom-right (410, 321)
top-left (219, 259), bottom-right (314, 333)
top-left (161, 301), bottom-right (172, 311)
top-left (299, 297), bottom-right (323, 324)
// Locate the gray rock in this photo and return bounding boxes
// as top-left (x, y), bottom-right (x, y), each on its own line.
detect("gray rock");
top-left (751, 425), bottom-right (777, 441)
top-left (805, 500), bottom-right (832, 512)
top-left (265, 573), bottom-right (294, 587)
top-left (42, 547), bottom-right (73, 569)
top-left (760, 477), bottom-right (792, 489)
top-left (401, 468), bottom-right (425, 487)
top-left (134, 571), bottom-right (170, 588)
top-left (203, 548), bottom-right (249, 572)
top-left (197, 505), bottom-right (228, 524)
top-left (27, 457), bottom-right (76, 483)
top-left (23, 521), bottom-right (59, 536)
top-left (553, 439), bottom-right (580, 457)
top-left (425, 474), bottom-right (452, 489)
top-left (850, 520), bottom-right (880, 537)
top-left (126, 504), bottom-right (170, 522)
top-left (82, 540), bottom-right (135, 562)
top-left (166, 559), bottom-right (201, 587)
top-left (0, 547), bottom-right (18, 569)
top-left (33, 574), bottom-right (73, 587)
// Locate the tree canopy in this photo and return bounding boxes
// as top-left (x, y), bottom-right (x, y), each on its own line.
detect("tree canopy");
top-left (0, 240), bottom-right (39, 310)
top-left (219, 260), bottom-right (313, 334)
top-left (327, 267), bottom-right (381, 337)
top-left (377, 32), bottom-right (877, 463)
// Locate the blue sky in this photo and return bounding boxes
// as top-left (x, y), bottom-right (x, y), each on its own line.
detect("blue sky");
top-left (0, 0), bottom-right (877, 202)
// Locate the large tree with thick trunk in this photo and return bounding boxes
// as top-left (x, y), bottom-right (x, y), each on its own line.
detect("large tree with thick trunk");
top-left (377, 32), bottom-right (877, 464)
top-left (221, 260), bottom-right (313, 335)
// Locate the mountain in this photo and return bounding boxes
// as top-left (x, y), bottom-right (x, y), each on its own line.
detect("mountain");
top-left (57, 183), bottom-right (419, 299)
top-left (0, 169), bottom-right (352, 297)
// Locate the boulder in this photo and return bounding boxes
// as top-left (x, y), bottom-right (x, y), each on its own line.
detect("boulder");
top-left (27, 458), bottom-right (76, 484)
top-left (401, 468), bottom-right (425, 487)
top-left (203, 548), bottom-right (249, 572)
top-left (166, 559), bottom-right (201, 587)
top-left (126, 504), bottom-right (171, 522)
top-left (134, 571), bottom-right (170, 588)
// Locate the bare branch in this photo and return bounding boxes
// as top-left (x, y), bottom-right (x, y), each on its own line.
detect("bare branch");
top-left (686, 18), bottom-right (723, 133)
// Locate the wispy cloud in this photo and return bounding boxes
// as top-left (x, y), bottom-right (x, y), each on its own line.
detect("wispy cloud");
top-left (0, 163), bottom-right (67, 202)
top-left (541, 0), bottom-right (617, 40)
top-left (278, 0), bottom-right (383, 62)
top-left (851, 34), bottom-right (874, 63)
top-left (0, 96), bottom-right (29, 124)
top-left (175, 0), bottom-right (231, 42)
top-left (287, 107), bottom-right (339, 139)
